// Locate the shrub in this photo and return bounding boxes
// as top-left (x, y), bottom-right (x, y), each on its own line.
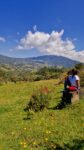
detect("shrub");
top-left (75, 63), bottom-right (84, 70)
top-left (24, 87), bottom-right (51, 112)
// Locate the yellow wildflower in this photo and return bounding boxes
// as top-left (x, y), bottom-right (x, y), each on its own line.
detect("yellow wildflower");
top-left (46, 130), bottom-right (51, 134)
top-left (23, 142), bottom-right (27, 145)
top-left (33, 141), bottom-right (36, 145)
top-left (46, 130), bottom-right (49, 134)
top-left (48, 131), bottom-right (51, 134)
top-left (11, 132), bottom-right (14, 135)
top-left (45, 138), bottom-right (48, 141)
top-left (24, 127), bottom-right (27, 130)
top-left (20, 142), bottom-right (23, 145)
top-left (23, 144), bottom-right (27, 148)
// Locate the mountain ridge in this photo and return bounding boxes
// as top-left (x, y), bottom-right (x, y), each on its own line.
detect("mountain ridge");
top-left (0, 54), bottom-right (80, 68)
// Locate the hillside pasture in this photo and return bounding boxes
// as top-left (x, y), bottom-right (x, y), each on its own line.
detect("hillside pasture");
top-left (0, 80), bottom-right (84, 150)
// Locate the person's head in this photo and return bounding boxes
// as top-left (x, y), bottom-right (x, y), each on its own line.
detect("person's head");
top-left (71, 69), bottom-right (78, 76)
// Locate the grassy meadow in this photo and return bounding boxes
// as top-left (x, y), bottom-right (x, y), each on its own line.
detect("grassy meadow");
top-left (0, 80), bottom-right (84, 150)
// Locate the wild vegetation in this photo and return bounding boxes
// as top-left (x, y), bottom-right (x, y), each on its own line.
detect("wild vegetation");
top-left (0, 64), bottom-right (66, 83)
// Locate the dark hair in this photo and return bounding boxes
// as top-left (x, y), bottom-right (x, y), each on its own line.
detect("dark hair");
top-left (71, 69), bottom-right (78, 75)
top-left (67, 70), bottom-right (71, 75)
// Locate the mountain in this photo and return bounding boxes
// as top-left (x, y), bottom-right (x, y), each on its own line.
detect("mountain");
top-left (0, 54), bottom-right (79, 69)
top-left (30, 55), bottom-right (79, 67)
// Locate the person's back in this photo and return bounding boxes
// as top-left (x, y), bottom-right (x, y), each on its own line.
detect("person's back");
top-left (68, 69), bottom-right (80, 92)
top-left (69, 75), bottom-right (79, 87)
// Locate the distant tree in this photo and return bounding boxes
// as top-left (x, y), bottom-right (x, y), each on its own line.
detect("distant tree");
top-left (75, 63), bottom-right (84, 70)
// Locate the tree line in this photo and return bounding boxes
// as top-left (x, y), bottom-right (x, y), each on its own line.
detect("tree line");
top-left (0, 63), bottom-right (84, 86)
top-left (0, 65), bottom-right (65, 84)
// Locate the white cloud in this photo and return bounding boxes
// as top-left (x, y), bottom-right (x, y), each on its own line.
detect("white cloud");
top-left (0, 37), bottom-right (6, 42)
top-left (33, 25), bottom-right (37, 32)
top-left (17, 29), bottom-right (84, 62)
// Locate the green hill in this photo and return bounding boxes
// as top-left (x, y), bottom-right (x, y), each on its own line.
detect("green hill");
top-left (0, 80), bottom-right (84, 150)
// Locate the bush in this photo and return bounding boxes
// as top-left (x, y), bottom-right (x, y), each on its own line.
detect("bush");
top-left (34, 75), bottom-right (45, 81)
top-left (75, 63), bottom-right (84, 70)
top-left (24, 87), bottom-right (51, 112)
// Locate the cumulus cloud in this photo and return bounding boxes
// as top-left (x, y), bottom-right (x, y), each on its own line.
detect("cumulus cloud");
top-left (0, 37), bottom-right (6, 42)
top-left (17, 29), bottom-right (84, 62)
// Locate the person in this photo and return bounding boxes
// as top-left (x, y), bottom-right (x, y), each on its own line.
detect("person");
top-left (64, 70), bottom-right (71, 90)
top-left (61, 69), bottom-right (80, 106)
top-left (68, 69), bottom-right (80, 93)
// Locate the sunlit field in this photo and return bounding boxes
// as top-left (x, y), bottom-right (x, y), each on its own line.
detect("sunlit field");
top-left (0, 80), bottom-right (84, 150)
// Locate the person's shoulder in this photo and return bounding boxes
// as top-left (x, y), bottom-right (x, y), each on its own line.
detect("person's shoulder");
top-left (75, 75), bottom-right (80, 80)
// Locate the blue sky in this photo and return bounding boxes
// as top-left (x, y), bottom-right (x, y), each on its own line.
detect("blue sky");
top-left (0, 0), bottom-right (84, 62)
